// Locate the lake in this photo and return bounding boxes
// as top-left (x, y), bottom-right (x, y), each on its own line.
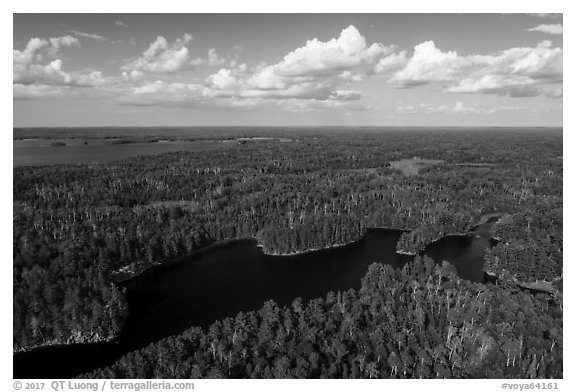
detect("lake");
top-left (14, 227), bottom-right (495, 378)
top-left (13, 139), bottom-right (227, 167)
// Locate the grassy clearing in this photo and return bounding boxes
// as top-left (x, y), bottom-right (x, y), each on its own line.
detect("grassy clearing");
top-left (389, 157), bottom-right (444, 176)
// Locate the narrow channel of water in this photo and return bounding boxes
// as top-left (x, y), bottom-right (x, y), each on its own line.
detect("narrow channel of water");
top-left (14, 227), bottom-right (495, 378)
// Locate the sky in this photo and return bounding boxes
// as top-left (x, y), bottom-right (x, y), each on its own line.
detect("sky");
top-left (13, 13), bottom-right (563, 127)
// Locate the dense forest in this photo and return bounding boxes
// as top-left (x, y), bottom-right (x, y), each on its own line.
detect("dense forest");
top-left (13, 127), bottom-right (562, 378)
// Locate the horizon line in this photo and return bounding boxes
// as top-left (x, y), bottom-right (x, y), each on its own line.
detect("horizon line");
top-left (13, 125), bottom-right (564, 129)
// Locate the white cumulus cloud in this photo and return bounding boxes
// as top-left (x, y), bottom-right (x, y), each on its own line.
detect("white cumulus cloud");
top-left (48, 35), bottom-right (80, 51)
top-left (528, 24), bottom-right (563, 35)
top-left (189, 48), bottom-right (226, 67)
top-left (248, 25), bottom-right (396, 89)
top-left (123, 34), bottom-right (193, 75)
top-left (13, 36), bottom-right (110, 88)
top-left (390, 40), bottom-right (562, 98)
top-left (14, 36), bottom-right (79, 69)
top-left (375, 51), bottom-right (408, 73)
top-left (272, 25), bottom-right (395, 77)
top-left (13, 35), bottom-right (115, 97)
top-left (390, 41), bottom-right (491, 87)
top-left (207, 68), bottom-right (240, 90)
top-left (122, 34), bottom-right (226, 80)
top-left (206, 25), bottom-right (394, 103)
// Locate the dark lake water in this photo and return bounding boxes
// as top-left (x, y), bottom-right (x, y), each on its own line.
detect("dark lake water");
top-left (14, 227), bottom-right (496, 378)
top-left (13, 139), bottom-right (225, 166)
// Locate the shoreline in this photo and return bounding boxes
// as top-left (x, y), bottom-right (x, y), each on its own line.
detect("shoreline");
top-left (255, 241), bottom-right (356, 257)
top-left (396, 230), bottom-right (472, 255)
top-left (113, 218), bottom-right (503, 282)
top-left (395, 212), bottom-right (507, 255)
top-left (14, 334), bottom-right (115, 355)
top-left (13, 220), bottom-right (508, 357)
top-left (483, 270), bottom-right (560, 295)
top-left (30, 218), bottom-right (503, 352)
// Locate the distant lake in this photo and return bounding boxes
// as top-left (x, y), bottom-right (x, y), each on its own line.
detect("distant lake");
top-left (13, 139), bottom-right (226, 166)
top-left (14, 227), bottom-right (496, 378)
